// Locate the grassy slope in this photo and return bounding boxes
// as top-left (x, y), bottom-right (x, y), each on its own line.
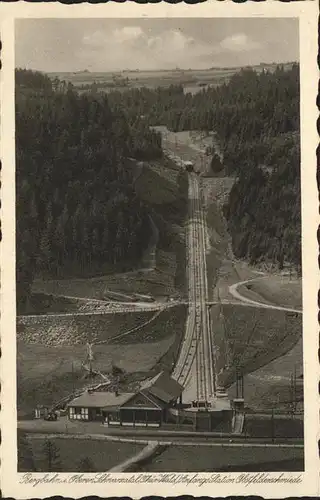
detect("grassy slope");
top-left (33, 160), bottom-right (188, 302)
top-left (237, 276), bottom-right (302, 309)
top-left (202, 176), bottom-right (236, 301)
top-left (20, 435), bottom-right (143, 472)
top-left (18, 158), bottom-right (188, 418)
top-left (20, 293), bottom-right (86, 316)
top-left (134, 162), bottom-right (188, 297)
top-left (228, 338), bottom-right (303, 411)
top-left (211, 303), bottom-right (302, 389)
top-left (18, 339), bottom-right (172, 418)
top-left (141, 444), bottom-right (304, 472)
top-left (203, 176), bottom-right (303, 410)
top-left (205, 199), bottom-right (229, 298)
top-left (18, 431), bottom-right (36, 471)
top-left (18, 305), bottom-right (187, 417)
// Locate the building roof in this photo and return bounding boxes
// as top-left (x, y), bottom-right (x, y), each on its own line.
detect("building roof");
top-left (67, 391), bottom-right (134, 408)
top-left (67, 371), bottom-right (183, 410)
top-left (141, 371), bottom-right (183, 404)
top-left (121, 390), bottom-right (164, 410)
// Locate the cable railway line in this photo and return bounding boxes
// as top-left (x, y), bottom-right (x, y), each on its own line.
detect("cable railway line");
top-left (173, 173), bottom-right (216, 407)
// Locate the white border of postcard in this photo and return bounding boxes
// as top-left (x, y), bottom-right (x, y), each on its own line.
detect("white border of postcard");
top-left (1, 1), bottom-right (319, 498)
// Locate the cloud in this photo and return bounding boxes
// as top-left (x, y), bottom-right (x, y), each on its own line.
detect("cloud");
top-left (219, 33), bottom-right (262, 52)
top-left (114, 26), bottom-right (144, 43)
top-left (77, 26), bottom-right (264, 71)
top-left (82, 27), bottom-right (196, 54)
top-left (78, 27), bottom-right (212, 70)
top-left (83, 31), bottom-right (106, 47)
top-left (83, 26), bottom-right (145, 47)
top-left (15, 18), bottom-right (298, 72)
top-left (147, 30), bottom-right (195, 52)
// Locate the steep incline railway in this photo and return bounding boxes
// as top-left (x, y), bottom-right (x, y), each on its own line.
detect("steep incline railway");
top-left (173, 173), bottom-right (216, 406)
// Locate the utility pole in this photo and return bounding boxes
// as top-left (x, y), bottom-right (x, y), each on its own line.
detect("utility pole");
top-left (86, 342), bottom-right (94, 376)
top-left (236, 369), bottom-right (239, 399)
top-left (71, 361), bottom-right (75, 394)
top-left (290, 365), bottom-right (297, 415)
top-left (290, 372), bottom-right (294, 415)
top-left (293, 365), bottom-right (297, 414)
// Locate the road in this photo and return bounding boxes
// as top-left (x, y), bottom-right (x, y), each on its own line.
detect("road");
top-left (19, 421), bottom-right (303, 447)
top-left (229, 278), bottom-right (302, 314)
top-left (173, 173), bottom-right (215, 405)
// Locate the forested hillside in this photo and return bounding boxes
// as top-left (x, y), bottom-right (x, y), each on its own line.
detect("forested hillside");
top-left (218, 66), bottom-right (300, 271)
top-left (16, 64), bottom-right (300, 312)
top-left (16, 69), bottom-right (162, 312)
top-left (106, 65), bottom-right (300, 271)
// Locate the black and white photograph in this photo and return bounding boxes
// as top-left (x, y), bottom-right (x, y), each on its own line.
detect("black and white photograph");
top-left (0, 2), bottom-right (318, 497)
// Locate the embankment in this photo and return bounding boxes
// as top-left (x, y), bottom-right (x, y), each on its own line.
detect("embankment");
top-left (135, 163), bottom-right (188, 298)
top-left (211, 303), bottom-right (302, 390)
top-left (202, 176), bottom-right (235, 300)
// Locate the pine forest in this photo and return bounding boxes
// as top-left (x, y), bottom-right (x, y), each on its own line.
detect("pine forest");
top-left (16, 64), bottom-right (300, 311)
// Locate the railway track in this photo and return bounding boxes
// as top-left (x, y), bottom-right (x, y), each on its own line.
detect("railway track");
top-left (173, 173), bottom-right (216, 405)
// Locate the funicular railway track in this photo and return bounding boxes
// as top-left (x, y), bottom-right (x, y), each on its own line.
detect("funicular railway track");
top-left (173, 172), bottom-right (216, 405)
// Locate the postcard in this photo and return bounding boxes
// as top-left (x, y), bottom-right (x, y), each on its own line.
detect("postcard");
top-left (0, 1), bottom-right (319, 497)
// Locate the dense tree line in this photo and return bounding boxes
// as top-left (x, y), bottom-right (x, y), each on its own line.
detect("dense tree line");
top-left (104, 64), bottom-right (300, 271)
top-left (16, 64), bottom-right (300, 313)
top-left (15, 68), bottom-right (53, 91)
top-left (16, 69), bottom-right (162, 312)
top-left (223, 132), bottom-right (301, 270)
top-left (79, 66), bottom-right (298, 142)
top-left (217, 67), bottom-right (300, 270)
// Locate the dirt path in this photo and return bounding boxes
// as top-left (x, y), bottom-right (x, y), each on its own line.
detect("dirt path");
top-left (108, 441), bottom-right (161, 472)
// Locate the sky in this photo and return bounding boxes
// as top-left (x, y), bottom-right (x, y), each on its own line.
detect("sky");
top-left (15, 18), bottom-right (299, 72)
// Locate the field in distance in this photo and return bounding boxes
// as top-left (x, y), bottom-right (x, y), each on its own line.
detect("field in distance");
top-left (49, 63), bottom-right (295, 94)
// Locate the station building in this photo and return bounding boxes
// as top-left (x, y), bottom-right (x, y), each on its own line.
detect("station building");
top-left (67, 371), bottom-right (183, 427)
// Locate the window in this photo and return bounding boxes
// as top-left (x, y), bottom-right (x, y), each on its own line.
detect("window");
top-left (69, 407), bottom-right (89, 420)
top-left (81, 408), bottom-right (89, 420)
